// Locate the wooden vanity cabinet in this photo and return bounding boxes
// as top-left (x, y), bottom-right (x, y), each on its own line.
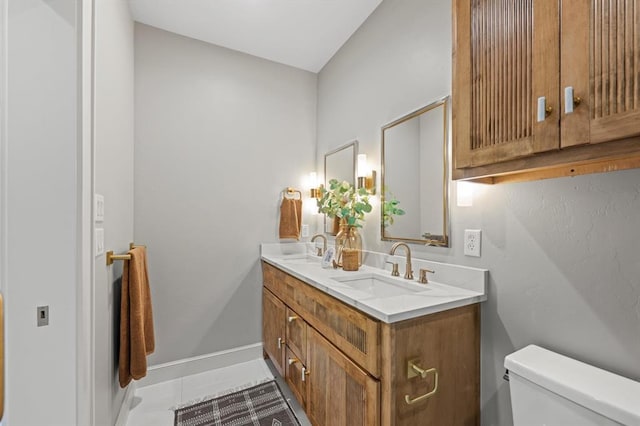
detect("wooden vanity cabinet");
top-left (453, 0), bottom-right (640, 183)
top-left (262, 262), bottom-right (480, 426)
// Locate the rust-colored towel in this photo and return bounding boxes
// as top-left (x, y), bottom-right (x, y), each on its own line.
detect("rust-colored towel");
top-left (279, 198), bottom-right (302, 240)
top-left (119, 246), bottom-right (155, 388)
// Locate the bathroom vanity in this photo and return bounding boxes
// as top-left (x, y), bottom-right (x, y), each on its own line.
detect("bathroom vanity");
top-left (261, 244), bottom-right (487, 426)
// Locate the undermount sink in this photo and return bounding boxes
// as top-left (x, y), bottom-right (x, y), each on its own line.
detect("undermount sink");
top-left (330, 273), bottom-right (428, 298)
top-left (278, 255), bottom-right (321, 265)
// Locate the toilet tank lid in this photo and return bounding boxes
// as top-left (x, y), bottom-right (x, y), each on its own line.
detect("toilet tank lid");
top-left (505, 345), bottom-right (640, 426)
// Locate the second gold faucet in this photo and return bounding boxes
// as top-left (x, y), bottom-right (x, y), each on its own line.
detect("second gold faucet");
top-left (389, 242), bottom-right (413, 280)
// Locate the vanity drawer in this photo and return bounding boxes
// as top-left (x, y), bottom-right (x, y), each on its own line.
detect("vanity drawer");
top-left (262, 262), bottom-right (380, 377)
top-left (285, 347), bottom-right (308, 408)
top-left (286, 307), bottom-right (307, 363)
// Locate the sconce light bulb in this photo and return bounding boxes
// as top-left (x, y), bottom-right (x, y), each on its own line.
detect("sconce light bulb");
top-left (357, 154), bottom-right (367, 178)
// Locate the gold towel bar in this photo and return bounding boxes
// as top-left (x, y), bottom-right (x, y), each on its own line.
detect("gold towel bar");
top-left (106, 242), bottom-right (145, 266)
top-left (284, 187), bottom-right (302, 200)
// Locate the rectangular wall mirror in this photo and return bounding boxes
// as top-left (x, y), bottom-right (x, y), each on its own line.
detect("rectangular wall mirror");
top-left (323, 140), bottom-right (358, 234)
top-left (381, 97), bottom-right (450, 246)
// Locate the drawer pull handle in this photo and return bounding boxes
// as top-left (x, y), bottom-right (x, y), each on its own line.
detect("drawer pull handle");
top-left (277, 337), bottom-right (286, 349)
top-left (302, 366), bottom-right (310, 382)
top-left (287, 315), bottom-right (298, 323)
top-left (288, 357), bottom-right (299, 366)
top-left (405, 361), bottom-right (438, 405)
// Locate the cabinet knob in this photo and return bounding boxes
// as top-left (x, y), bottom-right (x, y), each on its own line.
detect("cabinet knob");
top-left (277, 337), bottom-right (286, 349)
top-left (537, 96), bottom-right (553, 122)
top-left (564, 86), bottom-right (582, 114)
top-left (287, 315), bottom-right (298, 323)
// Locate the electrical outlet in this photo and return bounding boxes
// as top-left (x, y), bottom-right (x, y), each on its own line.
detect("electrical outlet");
top-left (464, 229), bottom-right (482, 257)
top-left (301, 224), bottom-right (310, 238)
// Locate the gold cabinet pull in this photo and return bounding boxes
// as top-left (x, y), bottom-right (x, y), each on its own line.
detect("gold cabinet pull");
top-left (288, 357), bottom-right (299, 366)
top-left (537, 96), bottom-right (553, 122)
top-left (277, 337), bottom-right (286, 349)
top-left (287, 315), bottom-right (298, 323)
top-left (564, 86), bottom-right (583, 114)
top-left (302, 366), bottom-right (310, 382)
top-left (405, 360), bottom-right (438, 405)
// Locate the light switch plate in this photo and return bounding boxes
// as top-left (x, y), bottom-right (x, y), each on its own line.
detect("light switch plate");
top-left (95, 194), bottom-right (105, 222)
top-left (95, 228), bottom-right (105, 256)
top-left (464, 229), bottom-right (481, 257)
top-left (301, 224), bottom-right (310, 238)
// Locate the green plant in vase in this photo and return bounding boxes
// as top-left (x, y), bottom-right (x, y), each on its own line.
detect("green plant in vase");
top-left (317, 179), bottom-right (373, 268)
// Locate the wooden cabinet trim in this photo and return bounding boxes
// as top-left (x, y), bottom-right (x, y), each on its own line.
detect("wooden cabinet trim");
top-left (453, 134), bottom-right (640, 183)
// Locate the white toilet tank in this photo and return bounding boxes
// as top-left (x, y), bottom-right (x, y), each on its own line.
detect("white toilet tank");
top-left (504, 345), bottom-right (640, 426)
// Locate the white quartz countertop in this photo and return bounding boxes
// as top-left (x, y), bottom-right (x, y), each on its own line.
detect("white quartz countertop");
top-left (261, 243), bottom-right (488, 323)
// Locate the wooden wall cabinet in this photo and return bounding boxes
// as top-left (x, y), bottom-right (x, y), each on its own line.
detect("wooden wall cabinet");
top-left (453, 0), bottom-right (640, 183)
top-left (262, 262), bottom-right (480, 426)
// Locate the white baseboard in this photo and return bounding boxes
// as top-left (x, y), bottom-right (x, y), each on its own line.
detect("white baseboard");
top-left (114, 382), bottom-right (136, 426)
top-left (136, 342), bottom-right (264, 388)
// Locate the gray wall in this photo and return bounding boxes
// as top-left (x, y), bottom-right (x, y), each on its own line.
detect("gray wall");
top-left (316, 0), bottom-right (640, 425)
top-left (134, 24), bottom-right (317, 365)
top-left (93, 1), bottom-right (135, 424)
top-left (4, 0), bottom-right (79, 423)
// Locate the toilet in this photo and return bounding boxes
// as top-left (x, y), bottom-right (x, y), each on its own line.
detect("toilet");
top-left (505, 345), bottom-right (640, 426)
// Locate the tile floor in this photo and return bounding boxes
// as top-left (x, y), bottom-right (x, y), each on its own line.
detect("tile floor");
top-left (126, 359), bottom-right (311, 426)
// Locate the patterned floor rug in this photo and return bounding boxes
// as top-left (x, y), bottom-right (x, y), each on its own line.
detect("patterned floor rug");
top-left (174, 380), bottom-right (300, 426)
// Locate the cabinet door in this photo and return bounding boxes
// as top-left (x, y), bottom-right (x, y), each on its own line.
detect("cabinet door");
top-left (306, 328), bottom-right (379, 426)
top-left (454, 0), bottom-right (559, 168)
top-left (286, 307), bottom-right (307, 363)
top-left (262, 288), bottom-right (286, 376)
top-left (561, 0), bottom-right (640, 147)
top-left (285, 347), bottom-right (307, 408)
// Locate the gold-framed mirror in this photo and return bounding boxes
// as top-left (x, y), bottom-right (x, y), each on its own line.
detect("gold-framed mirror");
top-left (381, 96), bottom-right (450, 246)
top-left (323, 140), bottom-right (358, 234)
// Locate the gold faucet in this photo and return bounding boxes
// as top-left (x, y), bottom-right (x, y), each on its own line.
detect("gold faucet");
top-left (311, 234), bottom-right (327, 256)
top-left (390, 242), bottom-right (413, 280)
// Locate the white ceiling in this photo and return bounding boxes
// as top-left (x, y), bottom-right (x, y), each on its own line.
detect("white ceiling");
top-left (128, 0), bottom-right (383, 73)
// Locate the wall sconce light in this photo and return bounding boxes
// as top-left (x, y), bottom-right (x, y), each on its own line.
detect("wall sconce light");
top-left (457, 181), bottom-right (474, 207)
top-left (357, 154), bottom-right (376, 194)
top-left (308, 172), bottom-right (320, 198)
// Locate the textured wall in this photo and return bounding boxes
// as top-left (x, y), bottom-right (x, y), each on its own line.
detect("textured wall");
top-left (93, 0), bottom-right (135, 424)
top-left (317, 0), bottom-right (640, 424)
top-left (134, 24), bottom-right (317, 365)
